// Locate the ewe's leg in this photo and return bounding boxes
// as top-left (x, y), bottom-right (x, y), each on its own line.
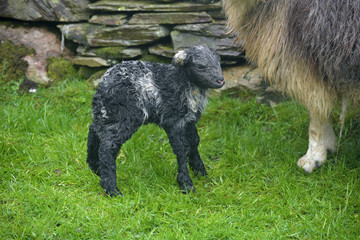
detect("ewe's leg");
top-left (87, 124), bottom-right (101, 176)
top-left (297, 112), bottom-right (336, 173)
top-left (186, 124), bottom-right (207, 176)
top-left (165, 127), bottom-right (194, 193)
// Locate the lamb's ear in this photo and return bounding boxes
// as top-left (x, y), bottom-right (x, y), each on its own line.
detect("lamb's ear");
top-left (172, 50), bottom-right (190, 67)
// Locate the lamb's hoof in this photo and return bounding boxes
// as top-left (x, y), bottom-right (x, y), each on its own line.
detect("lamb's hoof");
top-left (180, 184), bottom-right (196, 194)
top-left (177, 177), bottom-right (195, 194)
top-left (297, 155), bottom-right (324, 173)
top-left (104, 186), bottom-right (123, 197)
top-left (189, 161), bottom-right (208, 176)
top-left (192, 168), bottom-right (208, 176)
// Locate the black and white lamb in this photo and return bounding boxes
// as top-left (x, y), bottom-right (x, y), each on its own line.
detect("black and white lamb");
top-left (86, 45), bottom-right (225, 196)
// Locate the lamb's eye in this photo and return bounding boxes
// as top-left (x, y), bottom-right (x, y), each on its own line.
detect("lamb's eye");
top-left (196, 66), bottom-right (206, 71)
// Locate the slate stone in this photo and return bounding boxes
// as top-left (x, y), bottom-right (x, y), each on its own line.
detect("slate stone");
top-left (72, 56), bottom-right (112, 67)
top-left (129, 12), bottom-right (212, 25)
top-left (77, 46), bottom-right (143, 59)
top-left (88, 1), bottom-right (222, 12)
top-left (222, 65), bottom-right (265, 91)
top-left (174, 23), bottom-right (233, 37)
top-left (171, 30), bottom-right (242, 59)
top-left (153, 0), bottom-right (178, 2)
top-left (0, 0), bottom-right (90, 22)
top-left (189, 0), bottom-right (220, 3)
top-left (148, 44), bottom-right (176, 58)
top-left (89, 14), bottom-right (129, 25)
top-left (207, 9), bottom-right (226, 20)
top-left (58, 23), bottom-right (102, 46)
top-left (87, 25), bottom-right (170, 47)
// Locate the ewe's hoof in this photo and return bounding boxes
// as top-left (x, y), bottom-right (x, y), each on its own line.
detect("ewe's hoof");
top-left (297, 155), bottom-right (324, 173)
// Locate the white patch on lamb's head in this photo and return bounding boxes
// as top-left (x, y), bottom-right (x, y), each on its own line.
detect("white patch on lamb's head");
top-left (172, 50), bottom-right (188, 66)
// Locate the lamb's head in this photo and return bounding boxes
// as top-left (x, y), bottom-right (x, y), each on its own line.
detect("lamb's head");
top-left (172, 45), bottom-right (225, 89)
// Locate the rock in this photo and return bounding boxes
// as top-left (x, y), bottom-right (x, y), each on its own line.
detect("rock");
top-left (148, 44), bottom-right (176, 58)
top-left (59, 23), bottom-right (167, 47)
top-left (58, 23), bottom-right (102, 46)
top-left (46, 57), bottom-right (78, 82)
top-left (79, 66), bottom-right (103, 79)
top-left (87, 69), bottom-right (107, 89)
top-left (222, 65), bottom-right (265, 91)
top-left (87, 24), bottom-right (170, 47)
top-left (129, 12), bottom-right (212, 25)
top-left (0, 0), bottom-right (90, 22)
top-left (171, 30), bottom-right (242, 59)
top-left (0, 22), bottom-right (73, 84)
top-left (88, 1), bottom-right (222, 12)
top-left (77, 46), bottom-right (143, 59)
top-left (152, 0), bottom-right (178, 2)
top-left (0, 40), bottom-right (34, 83)
top-left (171, 23), bottom-right (243, 61)
top-left (89, 14), bottom-right (129, 25)
top-left (174, 22), bottom-right (232, 38)
top-left (189, 0), bottom-right (220, 3)
top-left (207, 9), bottom-right (226, 20)
top-left (221, 64), bottom-right (285, 105)
top-left (72, 57), bottom-right (112, 67)
top-left (140, 52), bottom-right (171, 64)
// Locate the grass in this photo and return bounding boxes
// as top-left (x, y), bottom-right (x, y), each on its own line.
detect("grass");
top-left (0, 78), bottom-right (359, 239)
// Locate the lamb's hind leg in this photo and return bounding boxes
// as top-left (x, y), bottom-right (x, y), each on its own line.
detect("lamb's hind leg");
top-left (98, 120), bottom-right (141, 197)
top-left (87, 124), bottom-right (101, 176)
top-left (298, 111), bottom-right (336, 173)
top-left (186, 124), bottom-right (207, 176)
top-left (98, 137), bottom-right (123, 197)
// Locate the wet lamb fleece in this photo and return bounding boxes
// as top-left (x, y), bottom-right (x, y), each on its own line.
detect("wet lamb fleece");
top-left (87, 45), bottom-right (225, 196)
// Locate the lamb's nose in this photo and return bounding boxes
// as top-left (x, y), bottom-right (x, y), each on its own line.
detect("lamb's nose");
top-left (217, 78), bottom-right (225, 85)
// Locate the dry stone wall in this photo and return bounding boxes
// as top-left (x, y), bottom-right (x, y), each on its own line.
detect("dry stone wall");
top-left (56, 0), bottom-right (244, 69)
top-left (1, 0), bottom-right (276, 101)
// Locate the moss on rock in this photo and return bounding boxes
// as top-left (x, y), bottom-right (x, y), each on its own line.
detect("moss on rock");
top-left (94, 47), bottom-right (127, 59)
top-left (79, 66), bottom-right (102, 79)
top-left (140, 52), bottom-right (171, 64)
top-left (46, 57), bottom-right (78, 82)
top-left (0, 40), bottom-right (35, 82)
top-left (87, 69), bottom-right (107, 89)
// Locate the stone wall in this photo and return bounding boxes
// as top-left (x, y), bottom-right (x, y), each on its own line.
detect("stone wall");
top-left (0, 0), bottom-right (247, 85)
top-left (57, 0), bottom-right (244, 70)
top-left (0, 0), bottom-right (275, 101)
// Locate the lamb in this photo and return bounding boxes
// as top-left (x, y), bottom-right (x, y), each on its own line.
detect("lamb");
top-left (86, 45), bottom-right (225, 196)
top-left (222, 0), bottom-right (360, 173)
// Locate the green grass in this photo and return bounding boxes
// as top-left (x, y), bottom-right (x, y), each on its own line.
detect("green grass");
top-left (1, 78), bottom-right (359, 239)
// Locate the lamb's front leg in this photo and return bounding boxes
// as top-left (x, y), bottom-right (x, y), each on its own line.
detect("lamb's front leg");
top-left (165, 127), bottom-right (194, 194)
top-left (186, 124), bottom-right (207, 176)
top-left (298, 112), bottom-right (336, 173)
